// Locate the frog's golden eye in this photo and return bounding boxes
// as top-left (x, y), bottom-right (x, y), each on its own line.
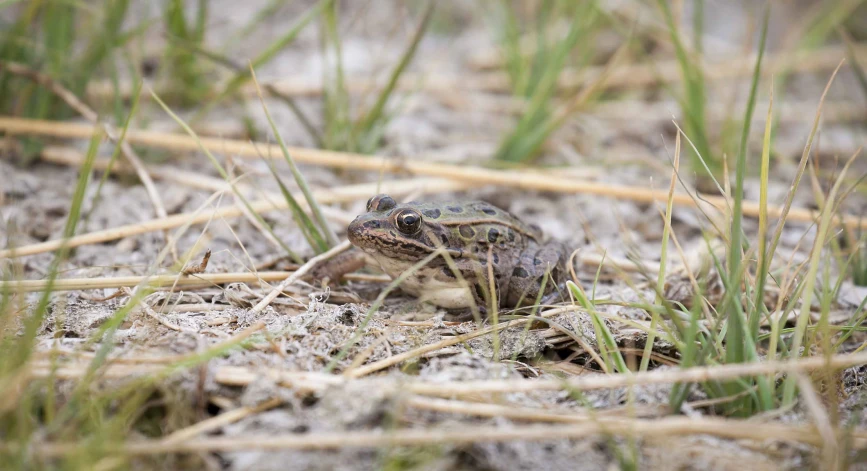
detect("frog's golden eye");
top-left (367, 194), bottom-right (396, 212)
top-left (394, 209), bottom-right (422, 235)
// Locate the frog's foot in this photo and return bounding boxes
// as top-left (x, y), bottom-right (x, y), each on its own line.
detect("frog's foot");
top-left (306, 249), bottom-right (369, 285)
top-left (442, 305), bottom-right (487, 323)
top-left (540, 282), bottom-right (569, 306)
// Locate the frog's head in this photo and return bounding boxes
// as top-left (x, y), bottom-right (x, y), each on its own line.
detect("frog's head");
top-left (348, 194), bottom-right (444, 261)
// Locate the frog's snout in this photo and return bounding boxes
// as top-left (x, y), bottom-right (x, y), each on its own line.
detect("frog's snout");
top-left (347, 217), bottom-right (364, 246)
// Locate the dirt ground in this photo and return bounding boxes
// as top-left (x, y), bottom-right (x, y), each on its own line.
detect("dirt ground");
top-left (2, 1), bottom-right (867, 470)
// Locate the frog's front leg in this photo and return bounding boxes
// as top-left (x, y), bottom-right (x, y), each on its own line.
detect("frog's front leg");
top-left (503, 241), bottom-right (568, 308)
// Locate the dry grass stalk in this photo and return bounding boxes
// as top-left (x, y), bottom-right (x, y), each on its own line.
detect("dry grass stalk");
top-left (0, 177), bottom-right (471, 259)
top-left (13, 416), bottom-right (866, 456)
top-left (2, 117), bottom-right (862, 231)
top-left (39, 146), bottom-right (360, 226)
top-left (0, 271), bottom-right (293, 293)
top-left (403, 395), bottom-right (659, 422)
top-left (401, 351), bottom-right (867, 396)
top-left (27, 347), bottom-right (867, 402)
top-left (2, 270), bottom-right (387, 293)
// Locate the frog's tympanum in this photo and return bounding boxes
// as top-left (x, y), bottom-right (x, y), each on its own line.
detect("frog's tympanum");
top-left (348, 194), bottom-right (568, 312)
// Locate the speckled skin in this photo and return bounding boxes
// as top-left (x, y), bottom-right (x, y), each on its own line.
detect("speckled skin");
top-left (347, 194), bottom-right (568, 311)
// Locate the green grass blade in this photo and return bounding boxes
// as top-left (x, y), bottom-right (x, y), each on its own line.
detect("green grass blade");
top-left (262, 157), bottom-right (330, 254)
top-left (167, 37), bottom-right (324, 146)
top-left (657, 0), bottom-right (714, 176)
top-left (74, 0), bottom-right (130, 96)
top-left (151, 90), bottom-right (305, 263)
top-left (212, 0), bottom-right (332, 108)
top-left (250, 67), bottom-right (340, 248)
top-left (567, 281), bottom-right (628, 374)
top-left (494, 1), bottom-right (599, 162)
top-left (641, 132), bottom-right (680, 372)
top-left (13, 129), bottom-right (103, 367)
top-left (351, 2), bottom-right (434, 152)
top-left (724, 5), bottom-right (769, 376)
top-left (755, 84), bottom-right (774, 354)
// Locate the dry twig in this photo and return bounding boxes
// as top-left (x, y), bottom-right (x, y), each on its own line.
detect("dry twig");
top-left (1, 118), bottom-right (862, 232)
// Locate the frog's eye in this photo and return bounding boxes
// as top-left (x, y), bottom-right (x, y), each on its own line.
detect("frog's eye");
top-left (394, 209), bottom-right (422, 235)
top-left (367, 194), bottom-right (396, 212)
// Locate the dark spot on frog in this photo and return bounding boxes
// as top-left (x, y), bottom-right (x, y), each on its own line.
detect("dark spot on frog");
top-left (459, 225), bottom-right (475, 238)
top-left (441, 266), bottom-right (457, 278)
top-left (491, 253), bottom-right (499, 265)
top-left (487, 228), bottom-right (500, 243)
top-left (423, 208), bottom-right (442, 219)
top-left (482, 207), bottom-right (497, 216)
top-left (363, 220), bottom-right (381, 229)
top-left (533, 257), bottom-right (542, 265)
top-left (506, 229), bottom-right (515, 242)
top-left (512, 266), bottom-right (530, 278)
top-left (447, 205), bottom-right (463, 213)
top-left (417, 274), bottom-right (428, 283)
top-left (439, 234), bottom-right (449, 246)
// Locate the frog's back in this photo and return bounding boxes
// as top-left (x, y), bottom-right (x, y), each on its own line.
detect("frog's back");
top-left (405, 199), bottom-right (542, 244)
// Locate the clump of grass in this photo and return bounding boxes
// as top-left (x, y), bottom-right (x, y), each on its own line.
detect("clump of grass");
top-left (319, 1), bottom-right (434, 154)
top-left (0, 0), bottom-right (137, 161)
top-left (657, 0), bottom-right (715, 178)
top-left (161, 0), bottom-right (212, 106)
top-left (643, 5), bottom-right (863, 418)
top-left (492, 0), bottom-right (609, 163)
top-left (716, 4), bottom-right (772, 415)
top-left (199, 0), bottom-right (332, 120)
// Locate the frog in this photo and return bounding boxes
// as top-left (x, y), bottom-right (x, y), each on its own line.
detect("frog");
top-left (347, 194), bottom-right (570, 314)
